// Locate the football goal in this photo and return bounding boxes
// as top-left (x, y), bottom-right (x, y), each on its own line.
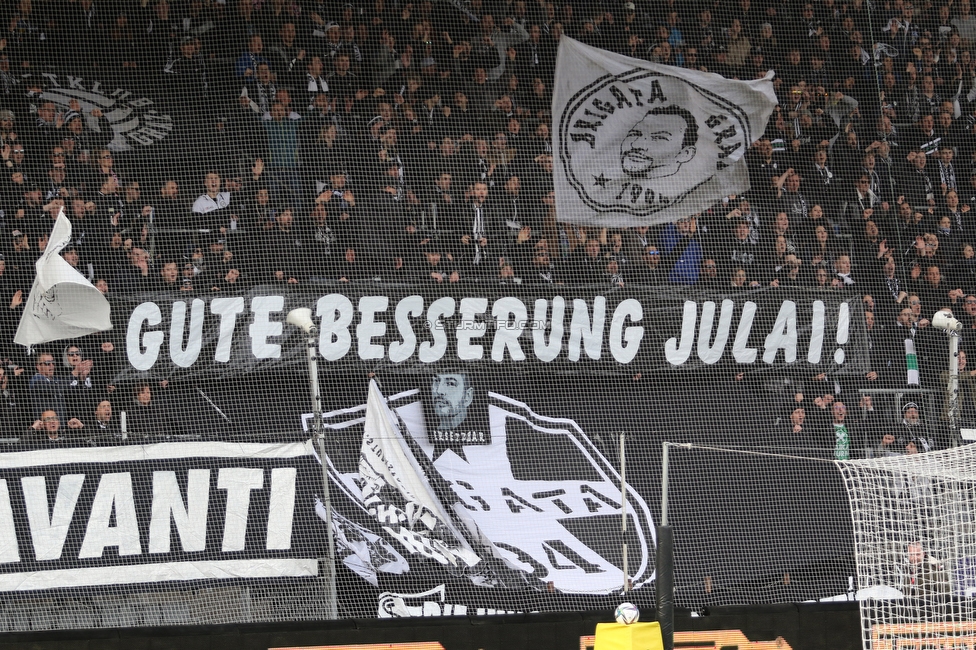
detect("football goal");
top-left (658, 442), bottom-right (976, 650)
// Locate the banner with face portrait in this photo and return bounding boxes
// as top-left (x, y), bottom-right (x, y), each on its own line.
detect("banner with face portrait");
top-left (551, 37), bottom-right (778, 227)
top-left (315, 377), bottom-right (657, 610)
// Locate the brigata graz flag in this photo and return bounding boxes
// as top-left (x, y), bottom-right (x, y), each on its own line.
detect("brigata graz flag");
top-left (14, 210), bottom-right (112, 348)
top-left (552, 37), bottom-right (777, 227)
top-left (318, 380), bottom-right (656, 601)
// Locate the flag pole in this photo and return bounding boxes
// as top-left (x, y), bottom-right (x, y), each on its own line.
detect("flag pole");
top-left (621, 432), bottom-right (628, 593)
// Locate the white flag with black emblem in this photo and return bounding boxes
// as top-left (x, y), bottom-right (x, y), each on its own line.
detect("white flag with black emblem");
top-left (315, 379), bottom-right (657, 594)
top-left (552, 37), bottom-right (777, 227)
top-left (13, 210), bottom-right (112, 348)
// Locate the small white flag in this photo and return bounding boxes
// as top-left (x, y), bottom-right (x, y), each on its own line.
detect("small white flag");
top-left (14, 210), bottom-right (112, 348)
top-left (552, 37), bottom-right (778, 227)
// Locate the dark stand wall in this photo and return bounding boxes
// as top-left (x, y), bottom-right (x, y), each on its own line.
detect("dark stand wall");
top-left (0, 603), bottom-right (861, 650)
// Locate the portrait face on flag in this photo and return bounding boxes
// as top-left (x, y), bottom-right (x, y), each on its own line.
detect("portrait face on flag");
top-left (552, 36), bottom-right (777, 227)
top-left (620, 105), bottom-right (699, 179)
top-left (424, 372), bottom-right (490, 461)
top-left (430, 373), bottom-right (474, 429)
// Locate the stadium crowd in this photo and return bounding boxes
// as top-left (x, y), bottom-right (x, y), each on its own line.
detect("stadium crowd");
top-left (0, 0), bottom-right (974, 456)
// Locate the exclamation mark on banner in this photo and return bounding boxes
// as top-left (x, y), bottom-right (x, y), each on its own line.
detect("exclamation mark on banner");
top-left (834, 302), bottom-right (850, 364)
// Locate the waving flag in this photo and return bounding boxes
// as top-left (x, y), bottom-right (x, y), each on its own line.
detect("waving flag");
top-left (316, 378), bottom-right (656, 596)
top-left (14, 211), bottom-right (112, 348)
top-left (552, 36), bottom-right (777, 227)
top-left (358, 380), bottom-right (482, 570)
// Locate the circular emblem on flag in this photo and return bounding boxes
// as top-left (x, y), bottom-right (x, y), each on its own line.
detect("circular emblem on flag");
top-left (558, 69), bottom-right (753, 217)
top-left (36, 287), bottom-right (63, 320)
top-left (35, 72), bottom-right (174, 151)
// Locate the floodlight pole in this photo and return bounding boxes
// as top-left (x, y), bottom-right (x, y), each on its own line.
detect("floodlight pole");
top-left (290, 309), bottom-right (338, 619)
top-left (660, 442), bottom-right (670, 528)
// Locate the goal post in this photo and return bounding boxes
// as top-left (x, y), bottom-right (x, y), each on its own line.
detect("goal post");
top-left (656, 441), bottom-right (675, 650)
top-left (662, 442), bottom-right (976, 650)
top-left (836, 446), bottom-right (976, 650)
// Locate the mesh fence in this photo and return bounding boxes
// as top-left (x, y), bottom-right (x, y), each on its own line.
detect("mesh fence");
top-left (0, 0), bottom-right (971, 634)
top-left (663, 444), bottom-right (856, 610)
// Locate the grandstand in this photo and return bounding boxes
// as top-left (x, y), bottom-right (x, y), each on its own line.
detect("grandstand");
top-left (0, 0), bottom-right (972, 647)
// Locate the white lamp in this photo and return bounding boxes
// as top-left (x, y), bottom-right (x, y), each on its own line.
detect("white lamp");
top-left (286, 307), bottom-right (316, 334)
top-left (932, 310), bottom-right (962, 332)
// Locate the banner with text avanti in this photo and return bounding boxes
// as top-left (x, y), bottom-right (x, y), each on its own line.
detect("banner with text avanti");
top-left (0, 441), bottom-right (323, 592)
top-left (110, 286), bottom-right (868, 380)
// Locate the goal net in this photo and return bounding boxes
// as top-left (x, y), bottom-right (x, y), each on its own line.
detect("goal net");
top-left (665, 442), bottom-right (976, 650)
top-left (0, 0), bottom-right (963, 635)
top-left (837, 445), bottom-right (976, 650)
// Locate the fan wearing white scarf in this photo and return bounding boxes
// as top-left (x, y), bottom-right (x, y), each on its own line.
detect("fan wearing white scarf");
top-left (832, 253), bottom-right (856, 288)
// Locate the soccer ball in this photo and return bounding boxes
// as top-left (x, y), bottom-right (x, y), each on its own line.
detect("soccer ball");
top-left (614, 602), bottom-right (640, 625)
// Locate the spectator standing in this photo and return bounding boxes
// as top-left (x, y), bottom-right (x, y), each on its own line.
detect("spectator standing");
top-left (29, 352), bottom-right (89, 423)
top-left (658, 217), bottom-right (702, 284)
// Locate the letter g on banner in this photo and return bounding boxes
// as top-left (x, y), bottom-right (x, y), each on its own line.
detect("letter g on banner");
top-left (127, 302), bottom-right (164, 371)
